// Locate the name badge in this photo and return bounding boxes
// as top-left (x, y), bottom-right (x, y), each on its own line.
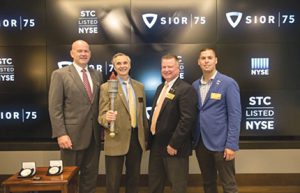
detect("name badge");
top-left (210, 92), bottom-right (222, 100)
top-left (138, 97), bottom-right (143, 103)
top-left (166, 92), bottom-right (175, 100)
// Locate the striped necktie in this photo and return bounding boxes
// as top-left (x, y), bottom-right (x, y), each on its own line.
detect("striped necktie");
top-left (125, 81), bottom-right (136, 128)
top-left (81, 69), bottom-right (93, 102)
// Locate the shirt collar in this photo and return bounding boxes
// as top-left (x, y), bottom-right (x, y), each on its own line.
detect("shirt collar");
top-left (165, 76), bottom-right (179, 88)
top-left (118, 76), bottom-right (131, 85)
top-left (200, 71), bottom-right (217, 85)
top-left (73, 63), bottom-right (88, 72)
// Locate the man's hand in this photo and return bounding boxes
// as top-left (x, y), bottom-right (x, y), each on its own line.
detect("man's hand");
top-left (167, 145), bottom-right (177, 156)
top-left (57, 135), bottom-right (72, 149)
top-left (224, 148), bottom-right (236, 161)
top-left (106, 110), bottom-right (118, 122)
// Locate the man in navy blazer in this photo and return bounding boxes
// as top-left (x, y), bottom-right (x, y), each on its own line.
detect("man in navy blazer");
top-left (192, 48), bottom-right (241, 193)
top-left (148, 54), bottom-right (197, 193)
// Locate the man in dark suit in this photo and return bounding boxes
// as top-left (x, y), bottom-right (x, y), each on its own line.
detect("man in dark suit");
top-left (192, 48), bottom-right (241, 193)
top-left (48, 40), bottom-right (103, 193)
top-left (98, 53), bottom-right (148, 193)
top-left (148, 54), bottom-right (198, 193)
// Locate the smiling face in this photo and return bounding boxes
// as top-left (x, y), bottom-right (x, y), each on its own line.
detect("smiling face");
top-left (112, 54), bottom-right (131, 80)
top-left (198, 48), bottom-right (218, 75)
top-left (161, 57), bottom-right (180, 82)
top-left (70, 40), bottom-right (91, 68)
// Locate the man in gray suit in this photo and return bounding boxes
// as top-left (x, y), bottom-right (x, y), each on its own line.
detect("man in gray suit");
top-left (98, 53), bottom-right (148, 193)
top-left (49, 40), bottom-right (103, 193)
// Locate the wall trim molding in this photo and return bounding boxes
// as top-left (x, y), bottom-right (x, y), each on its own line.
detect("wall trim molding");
top-left (1, 173), bottom-right (299, 187)
top-left (98, 174), bottom-right (300, 186)
top-left (96, 173), bottom-right (300, 186)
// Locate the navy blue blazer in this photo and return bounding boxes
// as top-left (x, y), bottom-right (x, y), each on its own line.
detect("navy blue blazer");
top-left (149, 78), bottom-right (198, 157)
top-left (192, 72), bottom-right (241, 151)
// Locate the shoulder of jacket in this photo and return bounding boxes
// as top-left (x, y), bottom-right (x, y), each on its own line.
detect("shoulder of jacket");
top-left (132, 79), bottom-right (144, 87)
top-left (100, 82), bottom-right (109, 88)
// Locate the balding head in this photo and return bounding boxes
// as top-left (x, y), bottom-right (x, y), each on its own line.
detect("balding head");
top-left (70, 40), bottom-right (91, 68)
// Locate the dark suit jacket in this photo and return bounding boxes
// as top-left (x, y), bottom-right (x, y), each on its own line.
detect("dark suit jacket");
top-left (149, 78), bottom-right (198, 157)
top-left (48, 64), bottom-right (103, 150)
top-left (192, 72), bottom-right (241, 151)
top-left (98, 78), bottom-right (149, 156)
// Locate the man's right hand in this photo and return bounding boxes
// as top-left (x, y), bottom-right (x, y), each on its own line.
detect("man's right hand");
top-left (57, 135), bottom-right (72, 149)
top-left (106, 110), bottom-right (118, 122)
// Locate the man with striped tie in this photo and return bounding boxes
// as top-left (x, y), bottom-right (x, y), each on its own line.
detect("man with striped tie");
top-left (49, 40), bottom-right (103, 193)
top-left (98, 53), bottom-right (148, 193)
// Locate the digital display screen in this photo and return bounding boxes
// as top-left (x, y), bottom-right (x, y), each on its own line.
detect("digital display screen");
top-left (218, 44), bottom-right (300, 138)
top-left (1, 0), bottom-right (300, 142)
top-left (46, 0), bottom-right (131, 44)
top-left (0, 0), bottom-right (46, 46)
top-left (0, 46), bottom-right (50, 140)
top-left (130, 0), bottom-right (217, 43)
top-left (217, 0), bottom-right (300, 43)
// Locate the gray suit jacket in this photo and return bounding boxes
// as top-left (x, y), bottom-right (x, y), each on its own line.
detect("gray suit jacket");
top-left (49, 64), bottom-right (103, 150)
top-left (98, 78), bottom-right (149, 156)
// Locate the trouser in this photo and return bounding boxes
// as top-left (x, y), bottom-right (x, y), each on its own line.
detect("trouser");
top-left (105, 128), bottom-right (142, 193)
top-left (61, 136), bottom-right (100, 193)
top-left (195, 140), bottom-right (238, 193)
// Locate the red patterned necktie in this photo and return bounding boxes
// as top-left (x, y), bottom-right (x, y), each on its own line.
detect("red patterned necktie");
top-left (81, 69), bottom-right (93, 102)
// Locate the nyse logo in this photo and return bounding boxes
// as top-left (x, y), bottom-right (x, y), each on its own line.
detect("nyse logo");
top-left (251, 58), bottom-right (269, 76)
top-left (226, 11), bottom-right (295, 28)
top-left (0, 57), bottom-right (14, 82)
top-left (245, 96), bottom-right (275, 130)
top-left (226, 12), bottom-right (243, 28)
top-left (78, 10), bottom-right (99, 34)
top-left (142, 14), bottom-right (158, 29)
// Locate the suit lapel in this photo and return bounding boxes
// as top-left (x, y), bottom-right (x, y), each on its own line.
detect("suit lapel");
top-left (202, 72), bottom-right (222, 108)
top-left (131, 80), bottom-right (140, 116)
top-left (69, 65), bottom-right (90, 101)
top-left (194, 80), bottom-right (203, 108)
top-left (118, 82), bottom-right (130, 113)
top-left (89, 69), bottom-right (99, 103)
top-left (159, 79), bottom-right (180, 115)
top-left (151, 84), bottom-right (163, 118)
top-left (70, 65), bottom-right (96, 104)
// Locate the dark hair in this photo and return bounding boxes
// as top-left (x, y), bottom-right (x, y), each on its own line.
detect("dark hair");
top-left (199, 48), bottom-right (217, 58)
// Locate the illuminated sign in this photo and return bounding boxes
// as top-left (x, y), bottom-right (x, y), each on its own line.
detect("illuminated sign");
top-left (0, 57), bottom-right (14, 82)
top-left (177, 55), bottom-right (185, 79)
top-left (251, 58), bottom-right (269, 76)
top-left (0, 17), bottom-right (35, 30)
top-left (226, 11), bottom-right (296, 28)
top-left (245, 96), bottom-right (275, 130)
top-left (0, 109), bottom-right (37, 122)
top-left (78, 10), bottom-right (99, 34)
top-left (142, 13), bottom-right (158, 29)
top-left (142, 12), bottom-right (206, 29)
top-left (226, 12), bottom-right (243, 28)
top-left (57, 61), bottom-right (113, 75)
